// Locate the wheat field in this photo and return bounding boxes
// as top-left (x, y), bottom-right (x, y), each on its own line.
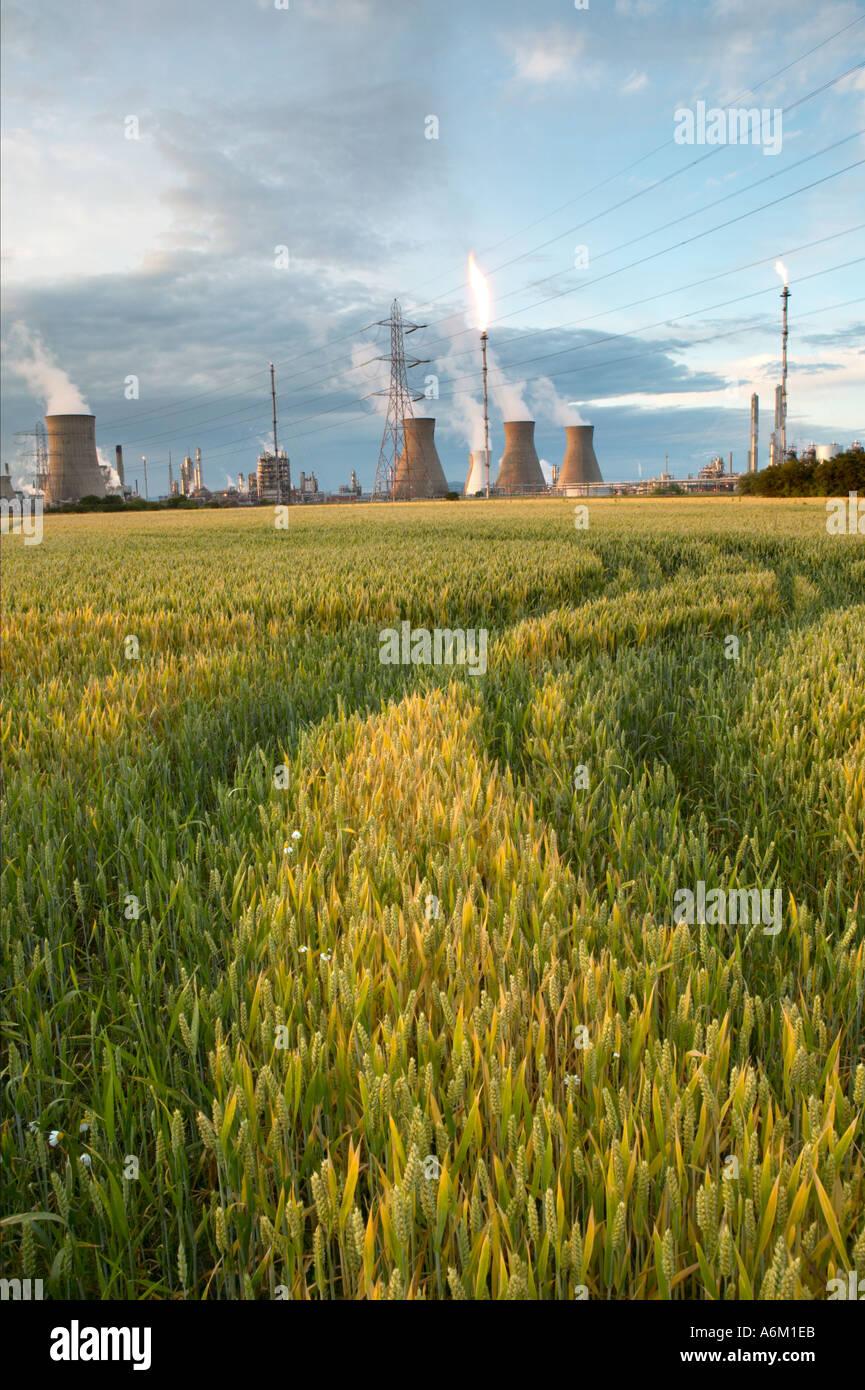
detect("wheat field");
top-left (2, 498), bottom-right (863, 1299)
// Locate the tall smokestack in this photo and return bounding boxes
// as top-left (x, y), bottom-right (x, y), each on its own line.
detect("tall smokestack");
top-left (554, 425), bottom-right (603, 492)
top-left (773, 385), bottom-right (784, 466)
top-left (780, 282), bottom-right (790, 464)
top-left (45, 415), bottom-right (106, 504)
top-left (195, 447), bottom-right (202, 491)
top-left (115, 445), bottom-right (124, 485)
top-left (749, 394), bottom-right (759, 472)
top-left (393, 418), bottom-right (448, 499)
top-left (495, 421), bottom-right (545, 494)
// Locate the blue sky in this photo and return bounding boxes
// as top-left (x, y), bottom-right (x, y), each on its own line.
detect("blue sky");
top-left (3, 0), bottom-right (864, 494)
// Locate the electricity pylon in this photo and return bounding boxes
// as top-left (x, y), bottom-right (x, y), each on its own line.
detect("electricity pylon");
top-left (370, 300), bottom-right (427, 499)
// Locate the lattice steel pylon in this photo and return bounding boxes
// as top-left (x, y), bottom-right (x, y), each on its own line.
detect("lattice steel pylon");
top-left (370, 300), bottom-right (427, 500)
top-left (14, 422), bottom-right (49, 491)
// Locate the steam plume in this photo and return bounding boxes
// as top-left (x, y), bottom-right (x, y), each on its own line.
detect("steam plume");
top-left (5, 323), bottom-right (91, 413)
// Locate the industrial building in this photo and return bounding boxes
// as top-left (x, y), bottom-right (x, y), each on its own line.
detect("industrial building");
top-left (298, 471), bottom-right (320, 499)
top-left (554, 425), bottom-right (603, 492)
top-left (178, 448), bottom-right (204, 497)
top-left (393, 418), bottom-right (448, 499)
top-left (337, 470), bottom-right (363, 498)
top-left (45, 414), bottom-right (106, 505)
top-left (256, 449), bottom-right (291, 503)
top-left (494, 421), bottom-right (545, 494)
top-left (1, 464), bottom-right (20, 501)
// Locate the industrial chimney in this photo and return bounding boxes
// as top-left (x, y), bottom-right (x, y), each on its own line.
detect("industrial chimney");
top-left (554, 424), bottom-right (603, 492)
top-left (749, 394), bottom-right (758, 473)
top-left (463, 450), bottom-right (485, 496)
top-left (773, 385), bottom-right (784, 465)
top-left (45, 415), bottom-right (106, 504)
top-left (393, 418), bottom-right (448, 499)
top-left (115, 445), bottom-right (125, 485)
top-left (495, 421), bottom-right (545, 493)
top-left (194, 447), bottom-right (202, 491)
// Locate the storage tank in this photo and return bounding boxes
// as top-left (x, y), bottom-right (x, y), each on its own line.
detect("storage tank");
top-left (393, 418), bottom-right (448, 499)
top-left (554, 425), bottom-right (603, 490)
top-left (45, 415), bottom-right (106, 504)
top-left (495, 421), bottom-right (545, 493)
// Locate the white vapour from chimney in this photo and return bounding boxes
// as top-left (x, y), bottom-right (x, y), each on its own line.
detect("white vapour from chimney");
top-left (485, 345), bottom-right (530, 420)
top-left (530, 376), bottom-right (590, 426)
top-left (5, 323), bottom-right (91, 413)
top-left (96, 447), bottom-right (121, 489)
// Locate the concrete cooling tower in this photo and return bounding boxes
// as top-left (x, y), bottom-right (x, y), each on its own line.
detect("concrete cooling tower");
top-left (463, 450), bottom-right (486, 495)
top-left (45, 415), bottom-right (106, 505)
top-left (555, 425), bottom-right (603, 490)
top-left (393, 418), bottom-right (448, 499)
top-left (1, 465), bottom-right (17, 501)
top-left (495, 421), bottom-right (545, 493)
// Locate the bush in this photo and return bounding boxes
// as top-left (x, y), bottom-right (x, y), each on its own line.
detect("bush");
top-left (738, 448), bottom-right (865, 497)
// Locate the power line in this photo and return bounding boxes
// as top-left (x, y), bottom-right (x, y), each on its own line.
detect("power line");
top-left (438, 257), bottom-right (865, 387)
top-left (484, 129), bottom-right (863, 315)
top-left (424, 156), bottom-right (865, 346)
top-left (427, 224), bottom-right (865, 368)
top-left (435, 296), bottom-right (865, 405)
top-left (407, 58), bottom-right (865, 321)
top-left (115, 148), bottom-right (865, 456)
top-left (94, 21), bottom-right (864, 442)
top-left (137, 283), bottom-right (862, 476)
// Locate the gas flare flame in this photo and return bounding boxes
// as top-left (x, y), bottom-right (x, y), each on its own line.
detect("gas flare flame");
top-left (775, 260), bottom-right (789, 287)
top-left (468, 253), bottom-right (491, 333)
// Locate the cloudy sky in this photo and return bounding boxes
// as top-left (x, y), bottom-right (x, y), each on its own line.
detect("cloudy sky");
top-left (3, 0), bottom-right (864, 493)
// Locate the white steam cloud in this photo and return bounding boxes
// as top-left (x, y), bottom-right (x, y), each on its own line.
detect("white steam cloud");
top-left (530, 376), bottom-right (589, 426)
top-left (486, 345), bottom-right (530, 420)
top-left (5, 323), bottom-right (91, 414)
top-left (97, 447), bottom-right (121, 489)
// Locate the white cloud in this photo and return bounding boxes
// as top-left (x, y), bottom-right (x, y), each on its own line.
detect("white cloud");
top-left (621, 71), bottom-right (649, 94)
top-left (499, 28), bottom-right (589, 85)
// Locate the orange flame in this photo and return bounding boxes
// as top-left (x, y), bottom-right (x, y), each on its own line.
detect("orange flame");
top-left (468, 252), bottom-right (491, 333)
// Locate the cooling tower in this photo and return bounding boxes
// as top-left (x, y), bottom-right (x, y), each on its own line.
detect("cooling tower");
top-left (1, 465), bottom-right (17, 501)
top-left (393, 418), bottom-right (448, 499)
top-left (555, 425), bottom-right (603, 490)
top-left (45, 415), bottom-right (106, 505)
top-left (464, 450), bottom-right (486, 496)
top-left (495, 421), bottom-right (545, 493)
